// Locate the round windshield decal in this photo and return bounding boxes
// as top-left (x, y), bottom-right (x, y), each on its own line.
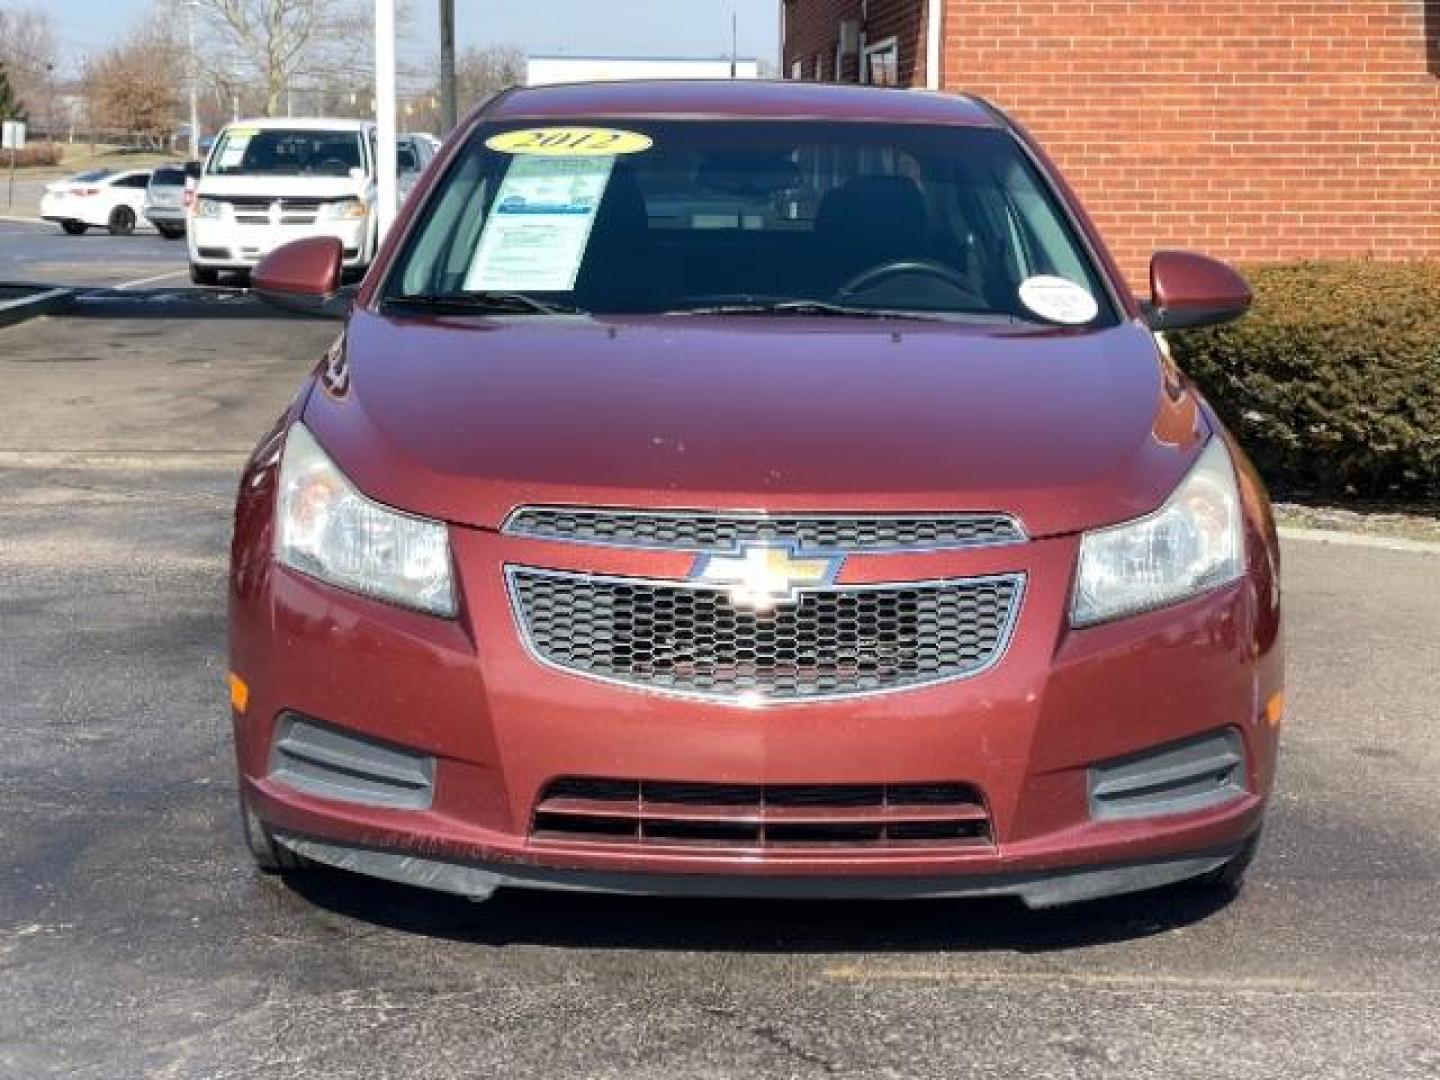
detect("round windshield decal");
top-left (485, 127), bottom-right (654, 157)
top-left (1018, 276), bottom-right (1099, 325)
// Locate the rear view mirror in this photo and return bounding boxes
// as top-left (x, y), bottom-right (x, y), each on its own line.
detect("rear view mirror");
top-left (252, 237), bottom-right (350, 319)
top-left (1145, 251), bottom-right (1253, 332)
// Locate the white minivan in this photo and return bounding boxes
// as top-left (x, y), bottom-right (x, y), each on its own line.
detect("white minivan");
top-left (188, 118), bottom-right (380, 286)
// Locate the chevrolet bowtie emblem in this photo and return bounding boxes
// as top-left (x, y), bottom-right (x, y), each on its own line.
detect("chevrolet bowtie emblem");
top-left (691, 543), bottom-right (844, 611)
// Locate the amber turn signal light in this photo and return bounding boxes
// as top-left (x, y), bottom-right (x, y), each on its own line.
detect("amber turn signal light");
top-left (228, 672), bottom-right (250, 715)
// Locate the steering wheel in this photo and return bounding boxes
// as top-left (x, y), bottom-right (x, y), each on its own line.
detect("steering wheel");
top-left (833, 258), bottom-right (979, 305)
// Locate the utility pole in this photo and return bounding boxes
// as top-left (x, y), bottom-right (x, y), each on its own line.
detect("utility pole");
top-left (731, 10), bottom-right (738, 78)
top-left (186, 1), bottom-right (200, 158)
top-left (439, 0), bottom-right (457, 135)
top-left (376, 0), bottom-right (399, 238)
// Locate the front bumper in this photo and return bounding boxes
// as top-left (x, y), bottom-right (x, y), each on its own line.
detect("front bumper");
top-left (230, 489), bottom-right (1283, 904)
top-left (189, 216), bottom-right (369, 269)
top-left (274, 829), bottom-right (1252, 908)
top-left (144, 205), bottom-right (186, 226)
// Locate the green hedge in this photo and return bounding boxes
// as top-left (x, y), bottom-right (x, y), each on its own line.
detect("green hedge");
top-left (1169, 261), bottom-right (1440, 500)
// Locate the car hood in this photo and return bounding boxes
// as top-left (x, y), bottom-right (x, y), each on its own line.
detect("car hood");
top-left (301, 310), bottom-right (1208, 538)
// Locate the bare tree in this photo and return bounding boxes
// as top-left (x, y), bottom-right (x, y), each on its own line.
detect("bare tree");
top-left (193, 0), bottom-right (376, 116)
top-left (0, 4), bottom-right (58, 131)
top-left (455, 45), bottom-right (524, 113)
top-left (83, 20), bottom-right (184, 146)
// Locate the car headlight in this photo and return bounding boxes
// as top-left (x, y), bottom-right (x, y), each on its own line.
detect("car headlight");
top-left (194, 197), bottom-right (224, 219)
top-left (276, 423), bottom-right (456, 616)
top-left (319, 198), bottom-right (368, 220)
top-left (1071, 438), bottom-right (1245, 627)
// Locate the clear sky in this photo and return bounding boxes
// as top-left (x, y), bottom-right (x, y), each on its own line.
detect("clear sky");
top-left (41, 1), bottom-right (782, 70)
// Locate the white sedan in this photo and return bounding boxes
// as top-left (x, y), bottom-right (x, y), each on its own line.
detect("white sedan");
top-left (39, 169), bottom-right (154, 236)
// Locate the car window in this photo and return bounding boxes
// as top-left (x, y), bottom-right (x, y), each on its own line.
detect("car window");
top-left (73, 169), bottom-right (115, 183)
top-left (115, 173), bottom-right (152, 188)
top-left (397, 144), bottom-right (419, 172)
top-left (388, 120), bottom-right (1116, 325)
top-left (150, 167), bottom-right (186, 186)
top-left (207, 128), bottom-right (365, 177)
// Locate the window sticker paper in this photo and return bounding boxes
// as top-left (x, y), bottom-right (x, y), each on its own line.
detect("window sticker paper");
top-left (1018, 275), bottom-right (1099, 325)
top-left (464, 154), bottom-right (617, 293)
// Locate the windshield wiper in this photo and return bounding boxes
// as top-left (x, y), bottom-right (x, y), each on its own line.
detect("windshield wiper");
top-left (665, 297), bottom-right (942, 321)
top-left (386, 291), bottom-right (585, 316)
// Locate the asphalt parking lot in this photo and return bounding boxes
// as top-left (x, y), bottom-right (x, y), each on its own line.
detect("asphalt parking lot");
top-left (1, 246), bottom-right (1438, 1077)
top-left (0, 220), bottom-right (191, 291)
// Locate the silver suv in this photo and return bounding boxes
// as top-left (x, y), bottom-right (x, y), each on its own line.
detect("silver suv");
top-left (142, 164), bottom-right (191, 240)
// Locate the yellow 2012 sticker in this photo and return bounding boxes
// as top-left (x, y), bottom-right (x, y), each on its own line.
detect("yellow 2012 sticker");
top-left (485, 127), bottom-right (653, 156)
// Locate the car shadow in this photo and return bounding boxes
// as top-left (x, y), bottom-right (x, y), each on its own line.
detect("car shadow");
top-left (279, 862), bottom-right (1238, 953)
top-left (54, 288), bottom-right (326, 321)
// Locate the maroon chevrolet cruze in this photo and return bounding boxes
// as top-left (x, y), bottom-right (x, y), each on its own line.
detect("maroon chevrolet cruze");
top-left (231, 81), bottom-right (1283, 908)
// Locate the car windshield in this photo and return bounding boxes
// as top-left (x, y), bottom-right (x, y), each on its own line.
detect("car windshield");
top-left (150, 167), bottom-right (186, 186)
top-left (386, 120), bottom-right (1116, 324)
top-left (207, 128), bottom-right (366, 177)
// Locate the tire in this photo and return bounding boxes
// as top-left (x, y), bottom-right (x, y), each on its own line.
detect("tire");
top-left (107, 205), bottom-right (136, 236)
top-left (157, 224), bottom-right (185, 240)
top-left (239, 791), bottom-right (308, 873)
top-left (189, 263), bottom-right (221, 287)
top-left (61, 221), bottom-right (88, 235)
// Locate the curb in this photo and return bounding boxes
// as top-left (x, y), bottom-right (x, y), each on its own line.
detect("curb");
top-left (0, 285), bottom-right (73, 328)
top-left (1277, 524), bottom-right (1440, 555)
top-left (0, 214), bottom-right (44, 224)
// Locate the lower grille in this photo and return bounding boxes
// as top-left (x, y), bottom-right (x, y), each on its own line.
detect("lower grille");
top-left (533, 778), bottom-right (993, 848)
top-left (508, 568), bottom-right (1024, 702)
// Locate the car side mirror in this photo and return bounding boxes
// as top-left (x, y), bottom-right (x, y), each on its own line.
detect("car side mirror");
top-left (1144, 251), bottom-right (1253, 332)
top-left (252, 237), bottom-right (351, 319)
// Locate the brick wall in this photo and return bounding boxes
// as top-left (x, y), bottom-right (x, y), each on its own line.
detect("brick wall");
top-left (786, 0), bottom-right (1440, 285)
top-left (945, 0), bottom-right (1440, 283)
top-left (783, 0), bottom-right (931, 87)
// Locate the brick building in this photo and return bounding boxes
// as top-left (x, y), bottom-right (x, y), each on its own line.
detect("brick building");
top-left (781, 0), bottom-right (1440, 282)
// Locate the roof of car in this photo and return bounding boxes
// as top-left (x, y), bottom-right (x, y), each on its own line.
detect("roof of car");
top-left (485, 80), bottom-right (1001, 128)
top-left (226, 118), bottom-right (374, 132)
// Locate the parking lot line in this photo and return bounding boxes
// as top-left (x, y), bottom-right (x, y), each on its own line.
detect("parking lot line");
top-left (116, 269), bottom-right (188, 290)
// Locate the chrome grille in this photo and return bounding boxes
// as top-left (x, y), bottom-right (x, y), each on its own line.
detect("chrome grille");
top-left (507, 568), bottom-right (1024, 702)
top-left (503, 507), bottom-right (1025, 552)
top-left (533, 778), bottom-right (993, 848)
top-left (214, 195), bottom-right (326, 225)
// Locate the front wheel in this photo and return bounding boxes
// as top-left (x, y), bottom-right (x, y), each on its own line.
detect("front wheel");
top-left (239, 792), bottom-right (308, 873)
top-left (61, 221), bottom-right (88, 236)
top-left (107, 206), bottom-right (136, 236)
